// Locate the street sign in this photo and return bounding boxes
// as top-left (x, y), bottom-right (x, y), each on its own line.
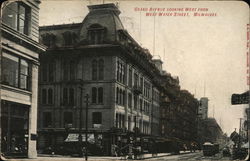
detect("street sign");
top-left (231, 91), bottom-right (249, 105)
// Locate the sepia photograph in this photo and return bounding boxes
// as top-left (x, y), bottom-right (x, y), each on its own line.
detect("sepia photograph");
top-left (0, 0), bottom-right (249, 160)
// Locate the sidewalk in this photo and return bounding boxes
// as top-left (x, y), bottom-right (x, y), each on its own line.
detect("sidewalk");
top-left (5, 151), bottom-right (195, 161)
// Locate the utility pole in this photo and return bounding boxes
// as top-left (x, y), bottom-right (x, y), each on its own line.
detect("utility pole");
top-left (239, 118), bottom-right (243, 148)
top-left (85, 94), bottom-right (89, 161)
top-left (79, 86), bottom-right (83, 157)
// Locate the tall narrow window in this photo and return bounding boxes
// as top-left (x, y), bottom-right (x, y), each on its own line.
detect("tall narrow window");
top-left (128, 68), bottom-right (132, 87)
top-left (70, 61), bottom-right (75, 80)
top-left (98, 87), bottom-right (103, 103)
top-left (42, 64), bottom-right (48, 82)
top-left (63, 88), bottom-right (68, 105)
top-left (92, 87), bottom-right (97, 103)
top-left (134, 95), bottom-right (137, 109)
top-left (20, 59), bottom-right (29, 89)
top-left (42, 89), bottom-right (47, 104)
top-left (128, 93), bottom-right (132, 108)
top-left (123, 91), bottom-right (126, 106)
top-left (69, 88), bottom-right (74, 105)
top-left (63, 61), bottom-right (69, 81)
top-left (48, 62), bottom-right (55, 82)
top-left (116, 87), bottom-right (119, 104)
top-left (92, 60), bottom-right (97, 80)
top-left (98, 59), bottom-right (104, 80)
top-left (48, 88), bottom-right (53, 104)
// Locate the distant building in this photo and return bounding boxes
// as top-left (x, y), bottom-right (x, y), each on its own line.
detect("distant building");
top-left (1, 0), bottom-right (46, 158)
top-left (37, 3), bottom-right (161, 155)
top-left (198, 97), bottom-right (208, 119)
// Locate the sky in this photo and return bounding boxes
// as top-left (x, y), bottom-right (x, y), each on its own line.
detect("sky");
top-left (39, 0), bottom-right (249, 135)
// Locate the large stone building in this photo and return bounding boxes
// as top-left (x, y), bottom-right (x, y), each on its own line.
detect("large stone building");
top-left (1, 0), bottom-right (46, 158)
top-left (37, 3), bottom-right (161, 155)
top-left (159, 76), bottom-right (199, 152)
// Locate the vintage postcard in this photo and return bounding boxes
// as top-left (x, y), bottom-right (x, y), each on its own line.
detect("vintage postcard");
top-left (0, 0), bottom-right (249, 160)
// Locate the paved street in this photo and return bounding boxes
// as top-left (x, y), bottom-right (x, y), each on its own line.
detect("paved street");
top-left (4, 151), bottom-right (234, 161)
top-left (149, 151), bottom-right (232, 160)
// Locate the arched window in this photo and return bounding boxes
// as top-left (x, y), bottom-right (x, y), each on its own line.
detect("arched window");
top-left (87, 24), bottom-right (106, 44)
top-left (98, 59), bottom-right (104, 80)
top-left (98, 87), bottom-right (103, 103)
top-left (92, 60), bottom-right (97, 80)
top-left (48, 88), bottom-right (53, 104)
top-left (92, 87), bottom-right (97, 103)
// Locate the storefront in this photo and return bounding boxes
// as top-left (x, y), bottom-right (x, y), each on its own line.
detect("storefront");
top-left (1, 101), bottom-right (29, 157)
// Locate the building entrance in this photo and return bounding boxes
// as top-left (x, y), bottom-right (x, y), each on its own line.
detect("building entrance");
top-left (1, 101), bottom-right (29, 157)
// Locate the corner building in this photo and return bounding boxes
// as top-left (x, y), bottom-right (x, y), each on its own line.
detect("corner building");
top-left (38, 3), bottom-right (161, 155)
top-left (1, 0), bottom-right (46, 158)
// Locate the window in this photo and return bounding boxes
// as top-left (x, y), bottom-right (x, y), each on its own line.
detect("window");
top-left (70, 61), bottom-right (75, 80)
top-left (128, 93), bottom-right (132, 108)
top-left (43, 112), bottom-right (52, 128)
top-left (87, 24), bottom-right (106, 44)
top-left (62, 87), bottom-right (74, 106)
top-left (69, 88), bottom-right (75, 105)
top-left (92, 87), bottom-right (97, 103)
top-left (98, 87), bottom-right (103, 103)
top-left (1, 52), bottom-right (30, 90)
top-left (42, 89), bottom-right (47, 104)
top-left (92, 59), bottom-right (104, 80)
top-left (98, 59), bottom-right (104, 80)
top-left (92, 112), bottom-right (102, 124)
top-left (92, 87), bottom-right (103, 104)
top-left (41, 61), bottom-right (55, 82)
top-left (48, 88), bottom-right (53, 104)
top-left (64, 112), bottom-right (73, 126)
top-left (116, 87), bottom-right (119, 104)
top-left (2, 2), bottom-right (31, 35)
top-left (62, 60), bottom-right (75, 81)
top-left (134, 95), bottom-right (137, 109)
top-left (63, 61), bottom-right (69, 81)
top-left (63, 88), bottom-right (68, 105)
top-left (92, 60), bottom-right (97, 80)
top-left (128, 68), bottom-right (132, 87)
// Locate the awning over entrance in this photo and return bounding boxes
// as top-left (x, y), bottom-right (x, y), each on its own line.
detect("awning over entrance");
top-left (64, 133), bottom-right (96, 143)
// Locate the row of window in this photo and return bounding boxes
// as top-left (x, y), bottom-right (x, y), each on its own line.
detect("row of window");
top-left (115, 113), bottom-right (125, 129)
top-left (43, 111), bottom-right (102, 128)
top-left (41, 87), bottom-right (104, 105)
top-left (41, 59), bottom-right (105, 82)
top-left (1, 52), bottom-right (30, 90)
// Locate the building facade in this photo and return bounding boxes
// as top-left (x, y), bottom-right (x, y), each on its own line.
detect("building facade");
top-left (37, 3), bottom-right (161, 155)
top-left (0, 0), bottom-right (46, 158)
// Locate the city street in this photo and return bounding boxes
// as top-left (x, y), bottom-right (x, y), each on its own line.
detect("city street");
top-left (150, 152), bottom-right (231, 160)
top-left (5, 151), bottom-right (234, 161)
